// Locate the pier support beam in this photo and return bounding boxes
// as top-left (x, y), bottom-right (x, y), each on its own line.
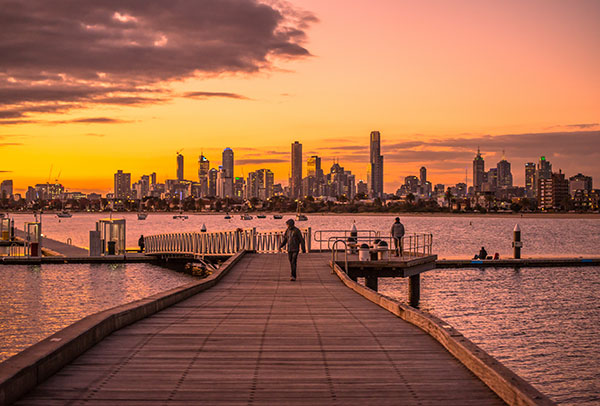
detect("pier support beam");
top-left (408, 274), bottom-right (420, 307)
top-left (365, 276), bottom-right (378, 291)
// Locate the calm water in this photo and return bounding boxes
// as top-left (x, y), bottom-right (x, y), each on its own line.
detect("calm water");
top-left (2, 213), bottom-right (599, 404)
top-left (0, 263), bottom-right (195, 362)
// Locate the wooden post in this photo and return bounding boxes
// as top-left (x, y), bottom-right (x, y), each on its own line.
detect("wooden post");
top-left (365, 276), bottom-right (378, 291)
top-left (408, 274), bottom-right (420, 307)
top-left (513, 224), bottom-right (522, 259)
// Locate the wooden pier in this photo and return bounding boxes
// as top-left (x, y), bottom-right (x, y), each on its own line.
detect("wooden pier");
top-left (3, 252), bottom-right (557, 405)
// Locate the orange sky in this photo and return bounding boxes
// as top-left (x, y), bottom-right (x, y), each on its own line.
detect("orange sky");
top-left (1, 0), bottom-right (599, 194)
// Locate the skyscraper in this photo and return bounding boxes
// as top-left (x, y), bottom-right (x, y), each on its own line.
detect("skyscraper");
top-left (496, 158), bottom-right (513, 188)
top-left (472, 147), bottom-right (485, 192)
top-left (536, 156), bottom-right (552, 199)
top-left (222, 148), bottom-right (234, 198)
top-left (176, 153), bottom-right (184, 181)
top-left (525, 163), bottom-right (535, 197)
top-left (307, 155), bottom-right (322, 180)
top-left (198, 154), bottom-right (210, 196)
top-left (0, 180), bottom-right (13, 198)
top-left (420, 166), bottom-right (427, 185)
top-left (208, 168), bottom-right (218, 197)
top-left (114, 170), bottom-right (131, 199)
top-left (369, 131), bottom-right (384, 198)
top-left (291, 141), bottom-right (302, 198)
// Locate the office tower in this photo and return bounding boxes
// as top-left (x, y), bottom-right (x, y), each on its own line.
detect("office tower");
top-left (525, 163), bottom-right (535, 197)
top-left (233, 177), bottom-right (245, 199)
top-left (208, 168), bottom-right (218, 197)
top-left (357, 180), bottom-right (368, 196)
top-left (291, 141), bottom-right (302, 198)
top-left (536, 156), bottom-right (552, 198)
top-left (369, 131), bottom-right (384, 198)
top-left (420, 167), bottom-right (427, 185)
top-left (0, 180), bottom-right (13, 198)
top-left (114, 170), bottom-right (131, 199)
top-left (222, 148), bottom-right (234, 197)
top-left (138, 175), bottom-right (150, 198)
top-left (473, 147), bottom-right (485, 192)
top-left (198, 154), bottom-right (210, 196)
top-left (176, 153), bottom-right (184, 181)
top-left (404, 176), bottom-right (419, 193)
top-left (246, 172), bottom-right (258, 199)
top-left (569, 173), bottom-right (593, 196)
top-left (496, 158), bottom-right (513, 188)
top-left (259, 169), bottom-right (274, 200)
top-left (307, 155), bottom-right (323, 180)
top-left (150, 172), bottom-right (157, 185)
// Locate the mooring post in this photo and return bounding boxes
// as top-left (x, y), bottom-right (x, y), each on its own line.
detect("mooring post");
top-left (365, 276), bottom-right (378, 291)
top-left (408, 274), bottom-right (420, 307)
top-left (513, 224), bottom-right (522, 259)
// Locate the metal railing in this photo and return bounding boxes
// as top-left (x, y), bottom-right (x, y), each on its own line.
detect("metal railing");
top-left (314, 229), bottom-right (380, 251)
top-left (144, 228), bottom-right (312, 256)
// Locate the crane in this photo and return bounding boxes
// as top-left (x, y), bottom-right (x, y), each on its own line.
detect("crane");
top-left (176, 148), bottom-right (184, 155)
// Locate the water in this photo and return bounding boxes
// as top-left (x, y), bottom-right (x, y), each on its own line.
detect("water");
top-left (5, 212), bottom-right (600, 258)
top-left (0, 263), bottom-right (196, 362)
top-left (1, 213), bottom-right (599, 404)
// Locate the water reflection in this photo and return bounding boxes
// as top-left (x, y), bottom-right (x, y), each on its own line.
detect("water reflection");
top-left (0, 263), bottom-right (195, 362)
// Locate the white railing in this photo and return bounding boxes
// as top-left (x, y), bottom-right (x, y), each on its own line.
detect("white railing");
top-left (144, 228), bottom-right (311, 256)
top-left (314, 229), bottom-right (381, 251)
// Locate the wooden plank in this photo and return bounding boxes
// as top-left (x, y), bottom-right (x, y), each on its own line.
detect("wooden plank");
top-left (15, 253), bottom-right (505, 405)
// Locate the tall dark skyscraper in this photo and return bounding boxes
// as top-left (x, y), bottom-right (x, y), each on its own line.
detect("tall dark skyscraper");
top-left (369, 131), bottom-right (383, 198)
top-left (222, 148), bottom-right (234, 197)
top-left (198, 154), bottom-right (210, 196)
top-left (496, 156), bottom-right (513, 188)
top-left (525, 162), bottom-right (535, 197)
top-left (176, 153), bottom-right (184, 181)
top-left (420, 166), bottom-right (427, 184)
top-left (291, 141), bottom-right (302, 198)
top-left (473, 147), bottom-right (485, 191)
top-left (536, 156), bottom-right (552, 199)
top-left (114, 170), bottom-right (131, 199)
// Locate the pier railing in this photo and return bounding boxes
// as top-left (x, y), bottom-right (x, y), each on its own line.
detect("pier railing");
top-left (144, 228), bottom-right (312, 256)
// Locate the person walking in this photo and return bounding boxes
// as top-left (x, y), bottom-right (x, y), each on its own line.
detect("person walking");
top-left (279, 219), bottom-right (306, 281)
top-left (390, 217), bottom-right (405, 257)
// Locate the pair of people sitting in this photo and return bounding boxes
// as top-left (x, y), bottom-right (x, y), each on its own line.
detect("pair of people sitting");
top-left (474, 247), bottom-right (499, 260)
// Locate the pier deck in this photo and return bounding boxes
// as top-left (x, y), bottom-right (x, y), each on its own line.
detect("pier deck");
top-left (13, 229), bottom-right (89, 257)
top-left (15, 253), bottom-right (503, 405)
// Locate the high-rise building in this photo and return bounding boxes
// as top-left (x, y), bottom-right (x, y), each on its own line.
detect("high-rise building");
top-left (420, 167), bottom-right (427, 185)
top-left (176, 153), bottom-right (184, 181)
top-left (357, 180), bottom-right (368, 196)
top-left (233, 177), bottom-right (245, 199)
top-left (404, 175), bottom-right (419, 193)
top-left (114, 170), bottom-right (131, 199)
top-left (473, 148), bottom-right (485, 192)
top-left (569, 173), bottom-right (593, 196)
top-left (307, 155), bottom-right (323, 180)
top-left (222, 148), bottom-right (234, 197)
top-left (496, 158), bottom-right (513, 188)
top-left (536, 156), bottom-right (552, 199)
top-left (208, 168), bottom-right (218, 197)
top-left (291, 141), bottom-right (302, 198)
top-left (539, 171), bottom-right (569, 211)
top-left (198, 154), bottom-right (210, 196)
top-left (369, 131), bottom-right (384, 198)
top-left (0, 180), bottom-right (13, 198)
top-left (525, 163), bottom-right (536, 197)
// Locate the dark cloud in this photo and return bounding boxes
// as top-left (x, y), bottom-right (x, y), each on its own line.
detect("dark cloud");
top-left (53, 117), bottom-right (132, 124)
top-left (183, 92), bottom-right (250, 100)
top-left (236, 158), bottom-right (288, 165)
top-left (0, 170), bottom-right (12, 173)
top-left (566, 123), bottom-right (599, 129)
top-left (0, 0), bottom-right (315, 119)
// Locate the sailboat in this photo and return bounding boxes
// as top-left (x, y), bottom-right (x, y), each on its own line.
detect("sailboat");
top-left (173, 192), bottom-right (188, 220)
top-left (137, 200), bottom-right (148, 220)
top-left (295, 202), bottom-right (308, 221)
top-left (56, 200), bottom-right (72, 218)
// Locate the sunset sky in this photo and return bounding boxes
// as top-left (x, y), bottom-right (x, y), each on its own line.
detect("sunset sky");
top-left (1, 0), bottom-right (599, 194)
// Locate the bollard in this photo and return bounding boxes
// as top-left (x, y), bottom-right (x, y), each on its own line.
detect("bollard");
top-left (408, 275), bottom-right (420, 307)
top-left (348, 223), bottom-right (358, 254)
top-left (512, 224), bottom-right (522, 259)
top-left (201, 224), bottom-right (207, 233)
top-left (358, 243), bottom-right (370, 261)
top-left (365, 276), bottom-right (378, 291)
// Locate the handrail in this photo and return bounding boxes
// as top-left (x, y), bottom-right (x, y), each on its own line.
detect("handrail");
top-left (321, 232), bottom-right (433, 259)
top-left (331, 239), bottom-right (348, 274)
top-left (314, 229), bottom-right (380, 251)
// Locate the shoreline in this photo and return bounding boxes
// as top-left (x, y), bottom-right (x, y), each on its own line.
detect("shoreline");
top-left (4, 211), bottom-right (600, 219)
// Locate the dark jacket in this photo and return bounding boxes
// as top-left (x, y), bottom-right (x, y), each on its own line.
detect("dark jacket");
top-left (279, 227), bottom-right (306, 253)
top-left (391, 222), bottom-right (405, 238)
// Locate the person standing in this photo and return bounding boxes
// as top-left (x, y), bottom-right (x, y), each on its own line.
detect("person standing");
top-left (279, 219), bottom-right (306, 281)
top-left (138, 235), bottom-right (145, 253)
top-left (390, 217), bottom-right (405, 257)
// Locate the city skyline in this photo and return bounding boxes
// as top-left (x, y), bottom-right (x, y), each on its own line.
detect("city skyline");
top-left (1, 0), bottom-right (599, 194)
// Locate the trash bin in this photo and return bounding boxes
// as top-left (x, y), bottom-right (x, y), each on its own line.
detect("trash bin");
top-left (377, 240), bottom-right (388, 260)
top-left (359, 243), bottom-right (370, 261)
top-left (107, 240), bottom-right (116, 255)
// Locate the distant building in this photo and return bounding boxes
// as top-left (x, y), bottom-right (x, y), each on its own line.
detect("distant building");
top-left (291, 141), bottom-right (302, 198)
top-left (114, 170), bottom-right (131, 199)
top-left (208, 168), bottom-right (218, 197)
top-left (539, 171), bottom-right (569, 211)
top-left (0, 180), bottom-right (13, 198)
top-left (569, 173), bottom-right (592, 196)
top-left (222, 148), bottom-right (234, 197)
top-left (176, 153), bottom-right (184, 181)
top-left (473, 148), bottom-right (485, 191)
top-left (198, 154), bottom-right (210, 196)
top-left (572, 189), bottom-right (599, 211)
top-left (357, 180), bottom-right (368, 196)
top-left (233, 177), bottom-right (245, 199)
top-left (404, 176), bottom-right (419, 194)
top-left (369, 131), bottom-right (384, 198)
top-left (496, 158), bottom-right (513, 188)
top-left (536, 156), bottom-right (552, 199)
top-left (525, 163), bottom-right (536, 197)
